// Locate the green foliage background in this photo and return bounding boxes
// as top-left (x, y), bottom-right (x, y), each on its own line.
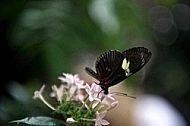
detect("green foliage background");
top-left (1, 0), bottom-right (190, 125)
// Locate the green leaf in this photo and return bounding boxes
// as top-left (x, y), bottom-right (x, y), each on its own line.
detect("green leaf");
top-left (9, 116), bottom-right (64, 126)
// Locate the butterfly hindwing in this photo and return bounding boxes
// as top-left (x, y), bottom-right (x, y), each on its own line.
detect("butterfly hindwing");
top-left (95, 50), bottom-right (126, 87)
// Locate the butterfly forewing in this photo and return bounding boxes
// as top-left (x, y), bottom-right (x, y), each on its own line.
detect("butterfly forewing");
top-left (95, 50), bottom-right (126, 87)
top-left (122, 47), bottom-right (152, 76)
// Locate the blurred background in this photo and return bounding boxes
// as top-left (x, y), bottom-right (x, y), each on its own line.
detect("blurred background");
top-left (1, 0), bottom-right (190, 126)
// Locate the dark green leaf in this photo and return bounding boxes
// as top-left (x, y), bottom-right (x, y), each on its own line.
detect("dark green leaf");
top-left (9, 116), bottom-right (64, 126)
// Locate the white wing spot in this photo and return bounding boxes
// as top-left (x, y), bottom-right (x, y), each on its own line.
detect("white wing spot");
top-left (122, 58), bottom-right (130, 76)
top-left (141, 53), bottom-right (145, 65)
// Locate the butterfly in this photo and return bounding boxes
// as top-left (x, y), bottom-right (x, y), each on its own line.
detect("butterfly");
top-left (85, 47), bottom-right (152, 95)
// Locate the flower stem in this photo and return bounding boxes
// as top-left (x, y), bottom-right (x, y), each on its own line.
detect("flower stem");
top-left (39, 94), bottom-right (55, 110)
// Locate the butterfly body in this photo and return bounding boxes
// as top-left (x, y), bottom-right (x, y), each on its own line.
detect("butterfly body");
top-left (85, 47), bottom-right (151, 95)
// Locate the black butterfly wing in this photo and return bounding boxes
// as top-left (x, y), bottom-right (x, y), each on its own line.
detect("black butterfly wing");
top-left (85, 47), bottom-right (152, 93)
top-left (122, 47), bottom-right (152, 77)
top-left (95, 47), bottom-right (151, 88)
top-left (95, 50), bottom-right (126, 87)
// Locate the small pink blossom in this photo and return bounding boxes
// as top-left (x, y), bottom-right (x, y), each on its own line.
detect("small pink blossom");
top-left (33, 72), bottom-right (120, 126)
top-left (50, 85), bottom-right (66, 102)
top-left (85, 83), bottom-right (103, 102)
top-left (73, 89), bottom-right (84, 101)
top-left (33, 85), bottom-right (45, 100)
top-left (110, 101), bottom-right (119, 108)
top-left (33, 85), bottom-right (55, 110)
top-left (101, 94), bottom-right (116, 107)
top-left (58, 73), bottom-right (85, 89)
top-left (95, 111), bottom-right (110, 126)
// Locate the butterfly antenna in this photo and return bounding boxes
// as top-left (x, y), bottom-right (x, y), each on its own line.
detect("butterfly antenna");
top-left (111, 92), bottom-right (136, 99)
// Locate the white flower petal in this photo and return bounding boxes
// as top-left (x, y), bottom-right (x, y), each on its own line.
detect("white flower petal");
top-left (106, 94), bottom-right (115, 101)
top-left (95, 111), bottom-right (109, 126)
top-left (50, 85), bottom-right (66, 102)
top-left (89, 94), bottom-right (95, 101)
top-left (33, 85), bottom-right (45, 99)
top-left (101, 119), bottom-right (110, 125)
top-left (66, 118), bottom-right (76, 123)
top-left (33, 91), bottom-right (41, 99)
top-left (110, 101), bottom-right (119, 108)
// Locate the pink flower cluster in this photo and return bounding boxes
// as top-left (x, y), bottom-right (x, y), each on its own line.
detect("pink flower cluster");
top-left (33, 73), bottom-right (119, 126)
